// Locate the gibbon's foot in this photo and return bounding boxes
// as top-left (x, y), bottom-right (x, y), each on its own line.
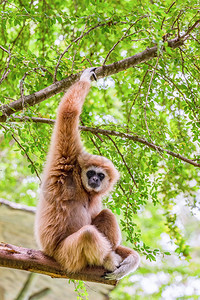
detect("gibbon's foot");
top-left (80, 67), bottom-right (97, 82)
top-left (103, 254), bottom-right (140, 280)
top-left (103, 251), bottom-right (122, 272)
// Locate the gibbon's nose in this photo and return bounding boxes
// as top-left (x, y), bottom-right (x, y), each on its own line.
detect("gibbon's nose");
top-left (92, 176), bottom-right (99, 183)
top-left (88, 176), bottom-right (100, 188)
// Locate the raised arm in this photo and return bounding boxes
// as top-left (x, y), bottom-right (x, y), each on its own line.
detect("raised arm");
top-left (48, 68), bottom-right (96, 164)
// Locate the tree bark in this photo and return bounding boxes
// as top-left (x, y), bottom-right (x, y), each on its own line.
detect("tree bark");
top-left (0, 243), bottom-right (117, 286)
top-left (0, 20), bottom-right (199, 122)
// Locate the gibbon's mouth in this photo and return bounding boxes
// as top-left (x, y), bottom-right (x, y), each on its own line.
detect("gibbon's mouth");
top-left (88, 182), bottom-right (100, 189)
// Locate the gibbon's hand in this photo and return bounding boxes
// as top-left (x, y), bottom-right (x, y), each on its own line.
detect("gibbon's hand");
top-left (80, 67), bottom-right (97, 82)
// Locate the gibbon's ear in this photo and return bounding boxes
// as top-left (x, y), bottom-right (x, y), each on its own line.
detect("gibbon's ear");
top-left (78, 152), bottom-right (120, 192)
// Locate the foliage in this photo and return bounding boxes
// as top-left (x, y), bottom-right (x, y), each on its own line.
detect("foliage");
top-left (71, 280), bottom-right (89, 300)
top-left (0, 0), bottom-right (200, 298)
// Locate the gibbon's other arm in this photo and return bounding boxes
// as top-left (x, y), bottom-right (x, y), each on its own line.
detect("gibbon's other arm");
top-left (50, 68), bottom-right (96, 163)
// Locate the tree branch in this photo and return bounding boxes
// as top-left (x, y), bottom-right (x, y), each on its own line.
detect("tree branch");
top-left (53, 18), bottom-right (132, 82)
top-left (0, 45), bottom-right (12, 85)
top-left (81, 126), bottom-right (200, 168)
top-left (29, 288), bottom-right (51, 300)
top-left (0, 45), bottom-right (10, 54)
top-left (4, 117), bottom-right (200, 168)
top-left (0, 198), bottom-right (36, 213)
top-left (102, 15), bottom-right (147, 66)
top-left (0, 20), bottom-right (199, 122)
top-left (0, 242), bottom-right (117, 286)
top-left (0, 199), bottom-right (116, 285)
top-left (15, 273), bottom-right (37, 300)
top-left (106, 134), bottom-right (138, 188)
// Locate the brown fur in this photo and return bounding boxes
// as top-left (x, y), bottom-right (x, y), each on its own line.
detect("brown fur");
top-left (35, 75), bottom-right (140, 278)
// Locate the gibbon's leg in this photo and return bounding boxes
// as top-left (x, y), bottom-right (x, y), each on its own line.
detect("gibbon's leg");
top-left (92, 209), bottom-right (123, 271)
top-left (92, 209), bottom-right (122, 249)
top-left (104, 245), bottom-right (140, 280)
top-left (53, 224), bottom-right (118, 273)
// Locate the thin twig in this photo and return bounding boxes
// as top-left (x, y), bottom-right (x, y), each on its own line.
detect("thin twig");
top-left (0, 45), bottom-right (10, 54)
top-left (81, 120), bottom-right (103, 155)
top-left (103, 24), bottom-right (136, 66)
top-left (161, 1), bottom-right (176, 30)
top-left (15, 273), bottom-right (37, 300)
top-left (0, 45), bottom-right (12, 85)
top-left (20, 72), bottom-right (29, 109)
top-left (179, 47), bottom-right (197, 103)
top-left (10, 136), bottom-right (41, 182)
top-left (179, 45), bottom-right (200, 72)
top-left (53, 20), bottom-right (117, 82)
top-left (103, 16), bottom-right (148, 65)
top-left (127, 69), bottom-right (148, 123)
top-left (143, 56), bottom-right (160, 139)
top-left (181, 19), bottom-right (200, 40)
top-left (190, 34), bottom-right (200, 45)
top-left (11, 20), bottom-right (26, 51)
top-left (29, 288), bottom-right (51, 300)
top-left (143, 62), bottom-right (199, 121)
top-left (106, 135), bottom-right (138, 188)
top-left (89, 135), bottom-right (103, 156)
top-left (171, 10), bottom-right (184, 30)
top-left (0, 124), bottom-right (41, 182)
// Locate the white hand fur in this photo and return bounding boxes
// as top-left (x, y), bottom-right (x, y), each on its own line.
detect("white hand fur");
top-left (80, 67), bottom-right (97, 82)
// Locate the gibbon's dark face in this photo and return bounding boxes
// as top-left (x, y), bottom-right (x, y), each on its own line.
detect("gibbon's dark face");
top-left (86, 169), bottom-right (105, 189)
top-left (81, 166), bottom-right (109, 193)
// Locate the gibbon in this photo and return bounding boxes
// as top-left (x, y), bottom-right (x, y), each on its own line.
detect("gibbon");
top-left (35, 67), bottom-right (140, 280)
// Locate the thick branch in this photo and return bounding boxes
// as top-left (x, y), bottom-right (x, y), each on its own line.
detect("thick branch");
top-left (0, 242), bottom-right (117, 286)
top-left (0, 21), bottom-right (199, 122)
top-left (0, 200), bottom-right (116, 285)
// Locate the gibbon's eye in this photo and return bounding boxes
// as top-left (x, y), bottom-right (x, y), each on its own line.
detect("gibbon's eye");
top-left (86, 170), bottom-right (96, 179)
top-left (98, 173), bottom-right (105, 181)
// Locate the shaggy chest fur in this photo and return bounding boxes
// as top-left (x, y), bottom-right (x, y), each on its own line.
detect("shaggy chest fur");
top-left (54, 165), bottom-right (92, 227)
top-left (37, 164), bottom-right (102, 255)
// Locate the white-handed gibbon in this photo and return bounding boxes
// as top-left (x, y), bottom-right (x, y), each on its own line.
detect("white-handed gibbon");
top-left (35, 67), bottom-right (140, 280)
